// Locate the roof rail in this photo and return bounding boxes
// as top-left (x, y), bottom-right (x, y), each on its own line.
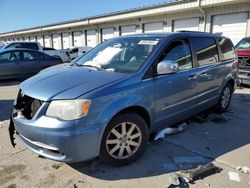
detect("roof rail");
top-left (177, 30), bottom-right (207, 33)
top-left (213, 32), bottom-right (223, 35)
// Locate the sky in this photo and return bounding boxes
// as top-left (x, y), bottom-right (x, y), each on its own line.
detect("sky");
top-left (0, 0), bottom-right (171, 33)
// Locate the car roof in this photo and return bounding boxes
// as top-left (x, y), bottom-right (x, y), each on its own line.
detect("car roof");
top-left (0, 48), bottom-right (41, 53)
top-left (119, 31), bottom-right (223, 39)
top-left (7, 41), bottom-right (37, 43)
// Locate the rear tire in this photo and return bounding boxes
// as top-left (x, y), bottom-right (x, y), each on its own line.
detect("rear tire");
top-left (100, 113), bottom-right (149, 166)
top-left (215, 83), bottom-right (233, 113)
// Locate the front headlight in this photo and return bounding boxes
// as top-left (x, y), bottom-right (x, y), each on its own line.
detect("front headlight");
top-left (46, 99), bottom-right (91, 120)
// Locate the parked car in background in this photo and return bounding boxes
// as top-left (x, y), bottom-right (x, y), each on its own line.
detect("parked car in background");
top-left (10, 32), bottom-right (237, 166)
top-left (3, 41), bottom-right (70, 62)
top-left (235, 37), bottom-right (250, 85)
top-left (69, 46), bottom-right (92, 60)
top-left (0, 41), bottom-right (5, 48)
top-left (0, 48), bottom-right (61, 80)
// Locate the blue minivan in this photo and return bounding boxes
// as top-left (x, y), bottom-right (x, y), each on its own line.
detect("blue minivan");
top-left (10, 32), bottom-right (238, 166)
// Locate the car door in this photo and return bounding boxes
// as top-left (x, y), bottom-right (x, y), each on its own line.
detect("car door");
top-left (21, 50), bottom-right (45, 75)
top-left (189, 37), bottom-right (225, 106)
top-left (0, 51), bottom-right (22, 79)
top-left (154, 39), bottom-right (199, 127)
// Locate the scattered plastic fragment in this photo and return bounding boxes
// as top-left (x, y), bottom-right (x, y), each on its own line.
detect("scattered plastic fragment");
top-left (168, 173), bottom-right (180, 186)
top-left (236, 166), bottom-right (250, 174)
top-left (174, 156), bottom-right (205, 164)
top-left (154, 122), bottom-right (188, 140)
top-left (228, 171), bottom-right (240, 182)
top-left (0, 120), bottom-right (9, 128)
top-left (177, 163), bottom-right (222, 181)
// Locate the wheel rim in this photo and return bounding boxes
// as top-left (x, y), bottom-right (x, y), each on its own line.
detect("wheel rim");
top-left (106, 122), bottom-right (142, 159)
top-left (221, 86), bottom-right (231, 108)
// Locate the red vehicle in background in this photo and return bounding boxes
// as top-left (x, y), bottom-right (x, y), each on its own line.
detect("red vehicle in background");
top-left (236, 37), bottom-right (250, 86)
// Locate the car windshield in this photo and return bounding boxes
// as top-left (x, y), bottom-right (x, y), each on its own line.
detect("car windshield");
top-left (75, 37), bottom-right (163, 73)
top-left (236, 38), bottom-right (250, 49)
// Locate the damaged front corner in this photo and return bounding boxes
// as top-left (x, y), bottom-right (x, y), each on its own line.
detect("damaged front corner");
top-left (8, 115), bottom-right (17, 147)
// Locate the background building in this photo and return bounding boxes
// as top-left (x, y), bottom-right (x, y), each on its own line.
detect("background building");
top-left (0, 0), bottom-right (250, 48)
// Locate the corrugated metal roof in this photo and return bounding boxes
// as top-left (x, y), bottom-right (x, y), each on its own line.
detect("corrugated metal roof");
top-left (0, 0), bottom-right (195, 35)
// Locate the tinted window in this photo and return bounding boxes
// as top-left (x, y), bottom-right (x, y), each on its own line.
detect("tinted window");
top-left (191, 37), bottom-right (219, 66)
top-left (70, 48), bottom-right (78, 53)
top-left (21, 43), bottom-right (39, 50)
top-left (160, 40), bottom-right (193, 71)
top-left (0, 51), bottom-right (21, 62)
top-left (42, 53), bottom-right (53, 60)
top-left (6, 43), bottom-right (22, 49)
top-left (43, 47), bottom-right (56, 50)
top-left (219, 38), bottom-right (235, 61)
top-left (23, 51), bottom-right (41, 60)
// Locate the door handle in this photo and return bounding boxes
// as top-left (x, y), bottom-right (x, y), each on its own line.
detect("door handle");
top-left (199, 72), bottom-right (209, 77)
top-left (188, 74), bottom-right (198, 80)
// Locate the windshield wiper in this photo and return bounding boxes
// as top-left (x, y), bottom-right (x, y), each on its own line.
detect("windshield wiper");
top-left (78, 64), bottom-right (105, 71)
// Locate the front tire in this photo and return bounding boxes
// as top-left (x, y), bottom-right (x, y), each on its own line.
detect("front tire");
top-left (100, 113), bottom-right (149, 166)
top-left (216, 83), bottom-right (233, 113)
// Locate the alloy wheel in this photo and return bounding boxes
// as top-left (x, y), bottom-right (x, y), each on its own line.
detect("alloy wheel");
top-left (105, 122), bottom-right (142, 159)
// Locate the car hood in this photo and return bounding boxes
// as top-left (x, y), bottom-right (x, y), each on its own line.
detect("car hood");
top-left (237, 49), bottom-right (250, 56)
top-left (20, 64), bottom-right (127, 101)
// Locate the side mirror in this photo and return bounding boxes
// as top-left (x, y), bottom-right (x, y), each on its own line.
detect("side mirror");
top-left (157, 60), bottom-right (178, 75)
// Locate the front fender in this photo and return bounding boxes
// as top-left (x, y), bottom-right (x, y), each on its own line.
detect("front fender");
top-left (93, 95), bottom-right (153, 154)
top-left (96, 95), bottom-right (148, 130)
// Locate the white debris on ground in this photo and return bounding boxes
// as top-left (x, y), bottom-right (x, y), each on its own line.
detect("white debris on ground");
top-left (0, 120), bottom-right (9, 128)
top-left (168, 173), bottom-right (180, 186)
top-left (236, 166), bottom-right (250, 174)
top-left (154, 122), bottom-right (188, 140)
top-left (228, 171), bottom-right (241, 182)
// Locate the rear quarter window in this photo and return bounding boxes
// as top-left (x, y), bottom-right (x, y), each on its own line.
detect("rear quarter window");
top-left (218, 38), bottom-right (235, 61)
top-left (191, 37), bottom-right (219, 66)
top-left (23, 51), bottom-right (41, 60)
top-left (42, 53), bottom-right (54, 60)
top-left (22, 43), bottom-right (39, 50)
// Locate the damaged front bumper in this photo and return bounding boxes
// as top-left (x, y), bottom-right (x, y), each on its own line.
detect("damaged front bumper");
top-left (238, 68), bottom-right (250, 85)
top-left (238, 56), bottom-right (250, 85)
top-left (9, 115), bottom-right (17, 147)
top-left (9, 110), bottom-right (102, 162)
top-left (8, 91), bottom-right (102, 162)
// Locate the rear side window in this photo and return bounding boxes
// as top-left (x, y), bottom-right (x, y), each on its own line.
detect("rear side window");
top-left (43, 47), bottom-right (56, 50)
top-left (0, 51), bottom-right (21, 62)
top-left (23, 51), bottom-right (41, 60)
top-left (6, 43), bottom-right (22, 49)
top-left (191, 37), bottom-right (219, 66)
top-left (160, 40), bottom-right (193, 71)
top-left (21, 43), bottom-right (39, 50)
top-left (42, 53), bottom-right (53, 60)
top-left (70, 48), bottom-right (78, 53)
top-left (219, 38), bottom-right (235, 61)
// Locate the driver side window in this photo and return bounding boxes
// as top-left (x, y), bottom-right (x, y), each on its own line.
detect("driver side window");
top-left (160, 39), bottom-right (193, 71)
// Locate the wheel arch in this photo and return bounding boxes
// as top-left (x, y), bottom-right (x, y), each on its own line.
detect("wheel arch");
top-left (112, 106), bottom-right (151, 131)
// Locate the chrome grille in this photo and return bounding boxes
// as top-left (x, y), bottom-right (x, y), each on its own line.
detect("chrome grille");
top-left (238, 56), bottom-right (250, 68)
